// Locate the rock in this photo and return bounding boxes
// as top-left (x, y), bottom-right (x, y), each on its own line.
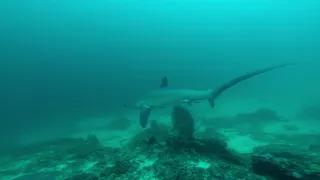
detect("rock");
top-left (70, 135), bottom-right (102, 159)
top-left (166, 131), bottom-right (247, 166)
top-left (283, 124), bottom-right (300, 131)
top-left (10, 137), bottom-right (84, 158)
top-left (113, 160), bottom-right (131, 174)
top-left (252, 144), bottom-right (320, 180)
top-left (171, 105), bottom-right (195, 141)
top-left (298, 104), bottom-right (320, 120)
top-left (152, 155), bottom-right (264, 180)
top-left (235, 108), bottom-right (283, 123)
top-left (106, 116), bottom-right (132, 130)
top-left (309, 143), bottom-right (320, 151)
top-left (100, 158), bottom-right (136, 179)
top-left (12, 171), bottom-right (60, 180)
top-left (13, 135), bottom-right (103, 161)
top-left (126, 129), bottom-right (163, 151)
top-left (65, 172), bottom-right (98, 180)
top-left (149, 119), bottom-right (169, 141)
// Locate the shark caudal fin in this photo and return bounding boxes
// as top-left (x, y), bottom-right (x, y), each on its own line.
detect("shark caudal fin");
top-left (208, 62), bottom-right (297, 108)
top-left (139, 107), bottom-right (152, 128)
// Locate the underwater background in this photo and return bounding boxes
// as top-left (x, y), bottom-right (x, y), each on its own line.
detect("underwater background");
top-left (1, 0), bottom-right (320, 179)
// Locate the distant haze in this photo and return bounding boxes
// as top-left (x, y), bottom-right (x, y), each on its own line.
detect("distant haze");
top-left (1, 0), bottom-right (319, 139)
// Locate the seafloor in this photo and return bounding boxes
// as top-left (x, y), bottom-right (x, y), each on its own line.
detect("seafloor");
top-left (1, 99), bottom-right (320, 180)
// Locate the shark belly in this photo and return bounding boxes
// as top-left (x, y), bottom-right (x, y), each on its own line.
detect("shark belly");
top-left (138, 89), bottom-right (211, 108)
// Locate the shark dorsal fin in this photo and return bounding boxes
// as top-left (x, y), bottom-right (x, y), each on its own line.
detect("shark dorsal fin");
top-left (160, 76), bottom-right (168, 88)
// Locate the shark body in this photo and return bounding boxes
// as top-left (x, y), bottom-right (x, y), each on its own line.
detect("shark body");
top-left (135, 63), bottom-right (296, 128)
top-left (136, 89), bottom-right (211, 108)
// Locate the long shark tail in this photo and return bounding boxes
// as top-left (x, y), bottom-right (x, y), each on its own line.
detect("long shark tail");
top-left (208, 62), bottom-right (297, 108)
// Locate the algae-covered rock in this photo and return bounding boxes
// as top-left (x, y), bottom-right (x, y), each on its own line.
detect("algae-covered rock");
top-left (235, 108), bottom-right (284, 123)
top-left (12, 171), bottom-right (60, 180)
top-left (166, 133), bottom-right (246, 166)
top-left (252, 144), bottom-right (320, 180)
top-left (171, 105), bottom-right (195, 140)
top-left (167, 105), bottom-right (246, 166)
top-left (65, 172), bottom-right (98, 180)
top-left (149, 119), bottom-right (169, 141)
top-left (68, 134), bottom-right (102, 159)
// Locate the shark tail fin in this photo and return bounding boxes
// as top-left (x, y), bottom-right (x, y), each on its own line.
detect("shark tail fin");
top-left (139, 106), bottom-right (152, 128)
top-left (208, 62), bottom-right (296, 108)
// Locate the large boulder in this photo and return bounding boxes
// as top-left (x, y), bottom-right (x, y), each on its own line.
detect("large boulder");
top-left (171, 105), bottom-right (195, 141)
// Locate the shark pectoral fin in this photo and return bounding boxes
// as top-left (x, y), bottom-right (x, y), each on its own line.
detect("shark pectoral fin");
top-left (139, 107), bottom-right (152, 128)
top-left (208, 98), bottom-right (215, 108)
top-left (123, 104), bottom-right (139, 110)
top-left (186, 101), bottom-right (193, 106)
top-left (180, 99), bottom-right (193, 106)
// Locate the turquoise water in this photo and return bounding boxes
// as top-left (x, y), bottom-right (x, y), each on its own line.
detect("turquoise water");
top-left (1, 0), bottom-right (320, 179)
